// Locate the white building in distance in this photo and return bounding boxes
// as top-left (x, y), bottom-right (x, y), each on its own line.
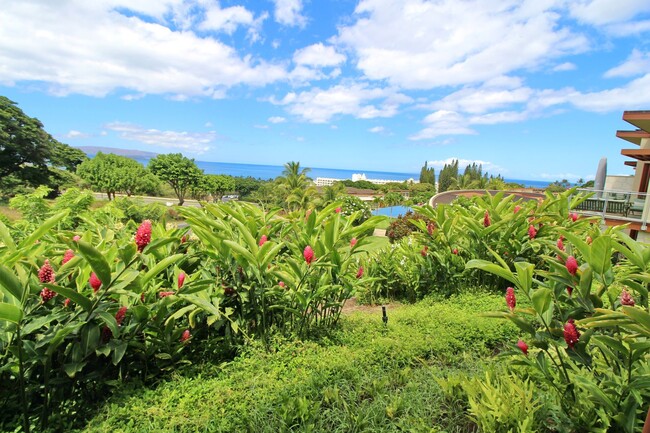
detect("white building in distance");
top-left (314, 173), bottom-right (419, 187)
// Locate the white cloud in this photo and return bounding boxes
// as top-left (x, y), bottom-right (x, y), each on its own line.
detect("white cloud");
top-left (427, 85), bottom-right (533, 115)
top-left (410, 110), bottom-right (476, 140)
top-left (268, 116), bottom-right (287, 123)
top-left (293, 43), bottom-right (346, 67)
top-left (569, 0), bottom-right (650, 26)
top-left (105, 122), bottom-right (216, 153)
top-left (426, 157), bottom-right (504, 173)
top-left (271, 83), bottom-right (412, 123)
top-left (273, 0), bottom-right (306, 27)
top-left (604, 50), bottom-right (650, 78)
top-left (553, 62), bottom-right (577, 72)
top-left (0, 1), bottom-right (286, 97)
top-left (569, 73), bottom-right (650, 112)
top-left (64, 130), bottom-right (90, 139)
top-left (539, 172), bottom-right (586, 182)
top-left (336, 0), bottom-right (588, 90)
top-left (368, 126), bottom-right (384, 133)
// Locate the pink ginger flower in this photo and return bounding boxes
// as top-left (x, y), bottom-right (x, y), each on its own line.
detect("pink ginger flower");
top-left (517, 340), bottom-right (528, 356)
top-left (620, 289), bottom-right (635, 306)
top-left (566, 256), bottom-right (578, 276)
top-left (258, 235), bottom-right (268, 247)
top-left (62, 249), bottom-right (75, 265)
top-left (566, 286), bottom-right (573, 297)
top-left (89, 272), bottom-right (102, 292)
top-left (483, 210), bottom-right (491, 227)
top-left (350, 238), bottom-right (358, 248)
top-left (505, 287), bottom-right (516, 312)
top-left (39, 260), bottom-right (55, 283)
top-left (135, 220), bottom-right (152, 252)
top-left (115, 306), bottom-right (127, 326)
top-left (557, 238), bottom-right (565, 251)
top-left (101, 325), bottom-right (112, 343)
top-left (304, 245), bottom-right (315, 265)
top-left (420, 246), bottom-right (428, 257)
top-left (73, 235), bottom-right (81, 242)
top-left (452, 248), bottom-right (459, 255)
top-left (569, 212), bottom-right (578, 222)
top-left (513, 205), bottom-right (521, 213)
top-left (181, 234), bottom-right (187, 243)
top-left (178, 272), bottom-right (186, 289)
top-left (159, 291), bottom-right (175, 298)
top-left (563, 319), bottom-right (580, 349)
top-left (356, 267), bottom-right (364, 279)
top-left (335, 207), bottom-right (341, 214)
top-left (40, 288), bottom-right (56, 303)
top-left (64, 298), bottom-right (71, 308)
top-left (180, 329), bottom-right (191, 343)
top-left (427, 222), bottom-right (435, 235)
top-left (278, 281), bottom-right (285, 288)
top-left (586, 235), bottom-right (593, 245)
top-left (528, 225), bottom-right (537, 239)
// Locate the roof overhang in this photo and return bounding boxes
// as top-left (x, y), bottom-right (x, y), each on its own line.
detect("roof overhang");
top-left (617, 129), bottom-right (650, 145)
top-left (623, 111), bottom-right (650, 133)
top-left (625, 161), bottom-right (637, 167)
top-left (622, 149), bottom-right (650, 161)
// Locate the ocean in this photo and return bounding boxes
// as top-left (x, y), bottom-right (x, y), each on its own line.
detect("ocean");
top-left (132, 157), bottom-right (551, 189)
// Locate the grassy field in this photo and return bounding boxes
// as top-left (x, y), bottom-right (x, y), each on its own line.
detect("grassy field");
top-left (81, 292), bottom-right (515, 433)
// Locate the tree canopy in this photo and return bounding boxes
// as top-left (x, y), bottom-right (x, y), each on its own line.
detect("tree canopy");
top-left (77, 152), bottom-right (156, 200)
top-left (148, 153), bottom-right (203, 205)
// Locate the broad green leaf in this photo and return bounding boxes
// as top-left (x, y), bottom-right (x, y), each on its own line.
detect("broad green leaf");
top-left (531, 288), bottom-right (552, 317)
top-left (19, 210), bottom-right (69, 249)
top-left (622, 306), bottom-right (650, 335)
top-left (0, 264), bottom-right (24, 301)
top-left (77, 240), bottom-right (112, 289)
top-left (514, 262), bottom-right (534, 293)
top-left (223, 240), bottom-right (257, 267)
top-left (63, 362), bottom-right (87, 378)
top-left (96, 311), bottom-right (120, 339)
top-left (111, 341), bottom-right (128, 365)
top-left (590, 235), bottom-right (612, 276)
top-left (46, 322), bottom-right (83, 356)
top-left (466, 259), bottom-right (517, 287)
top-left (140, 254), bottom-right (185, 286)
top-left (81, 325), bottom-right (100, 357)
top-left (0, 219), bottom-right (16, 252)
top-left (44, 284), bottom-right (93, 312)
top-left (0, 303), bottom-right (23, 324)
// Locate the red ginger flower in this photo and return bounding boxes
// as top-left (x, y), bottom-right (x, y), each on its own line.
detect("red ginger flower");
top-left (258, 235), bottom-right (268, 247)
top-left (505, 287), bottom-right (516, 312)
top-left (304, 245), bottom-right (315, 265)
top-left (178, 272), bottom-right (186, 289)
top-left (569, 212), bottom-right (578, 222)
top-left (427, 222), bottom-right (434, 235)
top-left (159, 291), bottom-right (175, 298)
top-left (356, 266), bottom-right (364, 279)
top-left (40, 288), bottom-right (56, 303)
top-left (517, 340), bottom-right (528, 355)
top-left (513, 205), bottom-right (521, 213)
top-left (620, 289), bottom-right (635, 306)
top-left (528, 225), bottom-right (537, 239)
top-left (101, 325), bottom-right (112, 343)
top-left (452, 248), bottom-right (459, 255)
top-left (39, 260), bottom-right (55, 283)
top-left (566, 256), bottom-right (578, 275)
top-left (566, 286), bottom-right (573, 297)
top-left (335, 207), bottom-right (341, 213)
top-left (89, 272), bottom-right (102, 292)
top-left (62, 249), bottom-right (75, 265)
top-left (73, 235), bottom-right (81, 242)
top-left (135, 219), bottom-right (152, 252)
top-left (586, 235), bottom-right (592, 245)
top-left (64, 298), bottom-right (71, 308)
top-left (180, 329), bottom-right (191, 343)
top-left (420, 246), bottom-right (428, 257)
top-left (557, 238), bottom-right (565, 251)
top-left (350, 238), bottom-right (357, 248)
top-left (278, 281), bottom-right (285, 288)
top-left (483, 210), bottom-right (491, 227)
top-left (115, 306), bottom-right (127, 326)
top-left (563, 319), bottom-right (580, 349)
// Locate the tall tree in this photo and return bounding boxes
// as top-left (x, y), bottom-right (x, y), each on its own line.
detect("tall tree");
top-left (148, 153), bottom-right (203, 205)
top-left (77, 152), bottom-right (154, 200)
top-left (438, 159), bottom-right (459, 193)
top-left (419, 161), bottom-right (436, 187)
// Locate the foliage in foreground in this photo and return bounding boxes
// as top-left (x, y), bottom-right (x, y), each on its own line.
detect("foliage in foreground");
top-left (83, 292), bottom-right (515, 433)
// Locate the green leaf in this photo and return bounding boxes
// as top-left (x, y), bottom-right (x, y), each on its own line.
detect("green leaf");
top-left (531, 288), bottom-right (552, 317)
top-left (46, 322), bottom-right (84, 356)
top-left (19, 210), bottom-right (69, 249)
top-left (0, 264), bottom-right (24, 301)
top-left (96, 311), bottom-right (119, 339)
top-left (223, 240), bottom-right (257, 267)
top-left (514, 262), bottom-right (535, 292)
top-left (140, 254), bottom-right (185, 287)
top-left (0, 303), bottom-right (23, 324)
top-left (77, 240), bottom-right (112, 289)
top-left (466, 259), bottom-right (516, 287)
top-left (63, 362), bottom-right (87, 378)
top-left (622, 306), bottom-right (650, 335)
top-left (590, 235), bottom-right (612, 276)
top-left (0, 219), bottom-right (16, 252)
top-left (112, 341), bottom-right (128, 365)
top-left (44, 284), bottom-right (93, 312)
top-left (81, 325), bottom-right (100, 357)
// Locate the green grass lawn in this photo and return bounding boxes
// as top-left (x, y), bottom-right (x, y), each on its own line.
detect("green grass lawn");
top-left (81, 292), bottom-right (515, 433)
top-left (359, 235), bottom-right (390, 252)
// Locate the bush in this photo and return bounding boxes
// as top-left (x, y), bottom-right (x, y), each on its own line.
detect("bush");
top-left (385, 211), bottom-right (429, 243)
top-left (339, 195), bottom-right (371, 224)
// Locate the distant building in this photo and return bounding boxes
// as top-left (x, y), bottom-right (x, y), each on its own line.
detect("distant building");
top-left (314, 173), bottom-right (419, 187)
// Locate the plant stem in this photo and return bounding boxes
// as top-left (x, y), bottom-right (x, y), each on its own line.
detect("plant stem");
top-left (16, 326), bottom-right (30, 433)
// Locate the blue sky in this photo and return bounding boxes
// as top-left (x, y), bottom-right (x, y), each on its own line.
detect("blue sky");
top-left (2, 0), bottom-right (650, 181)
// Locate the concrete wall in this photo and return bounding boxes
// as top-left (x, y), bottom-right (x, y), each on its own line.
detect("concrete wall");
top-left (605, 175), bottom-right (635, 191)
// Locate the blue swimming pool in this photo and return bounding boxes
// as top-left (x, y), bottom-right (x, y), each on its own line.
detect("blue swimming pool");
top-left (372, 205), bottom-right (413, 217)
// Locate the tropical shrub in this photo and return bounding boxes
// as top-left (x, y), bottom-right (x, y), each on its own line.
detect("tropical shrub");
top-left (338, 195), bottom-right (371, 224)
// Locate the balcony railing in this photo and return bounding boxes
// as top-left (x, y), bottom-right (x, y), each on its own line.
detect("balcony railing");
top-left (572, 189), bottom-right (650, 229)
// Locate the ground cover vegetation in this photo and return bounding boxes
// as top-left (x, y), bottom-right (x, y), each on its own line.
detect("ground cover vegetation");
top-left (0, 185), bottom-right (649, 432)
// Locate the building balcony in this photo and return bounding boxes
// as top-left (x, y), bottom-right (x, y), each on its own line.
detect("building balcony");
top-left (572, 188), bottom-right (650, 231)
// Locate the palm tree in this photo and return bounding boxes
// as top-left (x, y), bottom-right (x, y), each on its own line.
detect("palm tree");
top-left (281, 161), bottom-right (311, 189)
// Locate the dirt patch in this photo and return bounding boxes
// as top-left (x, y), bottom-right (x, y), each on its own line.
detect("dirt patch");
top-left (341, 297), bottom-right (399, 315)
